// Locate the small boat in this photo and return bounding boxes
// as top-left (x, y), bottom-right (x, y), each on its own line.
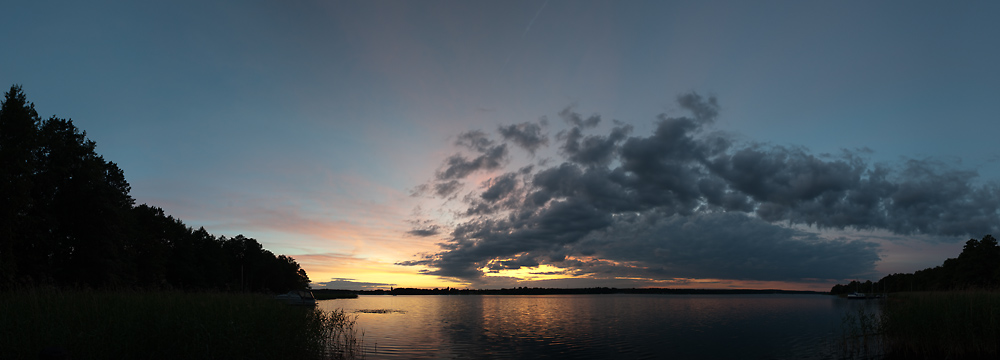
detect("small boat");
top-left (846, 292), bottom-right (884, 299)
top-left (275, 290), bottom-right (317, 306)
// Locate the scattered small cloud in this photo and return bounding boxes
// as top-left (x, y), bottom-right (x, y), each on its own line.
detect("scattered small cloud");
top-left (558, 105), bottom-right (602, 128)
top-left (436, 144), bottom-right (508, 181)
top-left (407, 228), bottom-right (440, 237)
top-left (406, 219), bottom-right (441, 237)
top-left (498, 121), bottom-right (548, 155)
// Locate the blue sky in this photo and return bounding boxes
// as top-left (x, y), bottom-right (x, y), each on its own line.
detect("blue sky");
top-left (4, 0), bottom-right (999, 290)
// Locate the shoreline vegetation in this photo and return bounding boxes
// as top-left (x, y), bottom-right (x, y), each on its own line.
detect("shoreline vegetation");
top-left (841, 291), bottom-right (1000, 360)
top-left (0, 288), bottom-right (364, 360)
top-left (835, 234), bottom-right (1000, 359)
top-left (881, 291), bottom-right (999, 359)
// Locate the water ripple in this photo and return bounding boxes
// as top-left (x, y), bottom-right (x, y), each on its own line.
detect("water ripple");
top-left (321, 294), bottom-right (850, 360)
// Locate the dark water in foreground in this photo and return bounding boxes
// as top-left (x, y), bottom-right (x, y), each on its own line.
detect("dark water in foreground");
top-left (320, 294), bottom-right (877, 360)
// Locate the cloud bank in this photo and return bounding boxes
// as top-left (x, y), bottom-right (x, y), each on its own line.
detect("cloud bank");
top-left (402, 93), bottom-right (1000, 285)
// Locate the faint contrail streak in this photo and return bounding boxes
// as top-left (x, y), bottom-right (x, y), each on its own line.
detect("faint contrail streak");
top-left (501, 1), bottom-right (549, 76)
top-left (522, 0), bottom-right (549, 37)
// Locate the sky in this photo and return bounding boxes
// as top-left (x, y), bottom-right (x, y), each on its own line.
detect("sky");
top-left (3, 0), bottom-right (1000, 291)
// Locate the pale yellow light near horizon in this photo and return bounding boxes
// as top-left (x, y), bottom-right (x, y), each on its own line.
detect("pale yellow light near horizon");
top-left (482, 264), bottom-right (575, 282)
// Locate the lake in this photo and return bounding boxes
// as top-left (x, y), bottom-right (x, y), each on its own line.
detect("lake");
top-left (319, 294), bottom-right (880, 359)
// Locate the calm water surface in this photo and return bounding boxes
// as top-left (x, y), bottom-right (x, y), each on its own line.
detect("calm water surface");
top-left (319, 294), bottom-right (877, 359)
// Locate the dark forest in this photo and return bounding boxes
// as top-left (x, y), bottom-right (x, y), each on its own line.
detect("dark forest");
top-left (0, 85), bottom-right (310, 292)
top-left (831, 234), bottom-right (1000, 294)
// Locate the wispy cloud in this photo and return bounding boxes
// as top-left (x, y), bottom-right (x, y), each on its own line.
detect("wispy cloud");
top-left (522, 0), bottom-right (549, 37)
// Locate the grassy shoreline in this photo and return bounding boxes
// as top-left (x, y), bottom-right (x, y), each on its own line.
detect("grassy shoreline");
top-left (881, 291), bottom-right (1000, 359)
top-left (842, 291), bottom-right (1000, 359)
top-left (0, 289), bottom-right (363, 359)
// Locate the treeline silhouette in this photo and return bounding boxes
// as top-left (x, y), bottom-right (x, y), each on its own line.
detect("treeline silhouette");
top-left (0, 85), bottom-right (309, 292)
top-left (343, 287), bottom-right (824, 296)
top-left (831, 234), bottom-right (1000, 294)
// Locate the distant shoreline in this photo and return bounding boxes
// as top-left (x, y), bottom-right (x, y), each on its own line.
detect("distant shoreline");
top-left (314, 288), bottom-right (828, 296)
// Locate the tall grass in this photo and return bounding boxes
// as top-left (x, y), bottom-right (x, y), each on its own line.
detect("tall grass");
top-left (840, 302), bottom-right (886, 359)
top-left (0, 288), bottom-right (364, 359)
top-left (879, 291), bottom-right (1000, 359)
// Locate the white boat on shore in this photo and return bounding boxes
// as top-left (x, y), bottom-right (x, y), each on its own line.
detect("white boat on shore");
top-left (846, 292), bottom-right (884, 299)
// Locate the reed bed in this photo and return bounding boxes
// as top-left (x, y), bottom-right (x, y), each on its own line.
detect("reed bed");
top-left (0, 288), bottom-right (363, 360)
top-left (840, 302), bottom-right (886, 359)
top-left (879, 291), bottom-right (1000, 359)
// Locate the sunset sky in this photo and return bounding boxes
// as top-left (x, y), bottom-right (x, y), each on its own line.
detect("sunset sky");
top-left (4, 0), bottom-right (1000, 291)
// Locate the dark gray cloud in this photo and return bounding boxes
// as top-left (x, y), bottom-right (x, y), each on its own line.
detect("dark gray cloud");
top-left (556, 105), bottom-right (625, 168)
top-left (498, 122), bottom-right (548, 154)
top-left (676, 92), bottom-right (719, 123)
top-left (436, 144), bottom-right (508, 181)
top-left (407, 228), bottom-right (440, 237)
top-left (480, 172), bottom-right (519, 202)
top-left (883, 159), bottom-right (1000, 236)
top-left (578, 212), bottom-right (881, 281)
top-left (558, 105), bottom-right (602, 128)
top-left (407, 220), bottom-right (441, 237)
top-left (558, 123), bottom-right (633, 167)
top-left (455, 130), bottom-right (495, 152)
top-left (402, 93), bottom-right (1000, 285)
top-left (434, 180), bottom-right (464, 197)
top-left (461, 168), bottom-right (536, 216)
